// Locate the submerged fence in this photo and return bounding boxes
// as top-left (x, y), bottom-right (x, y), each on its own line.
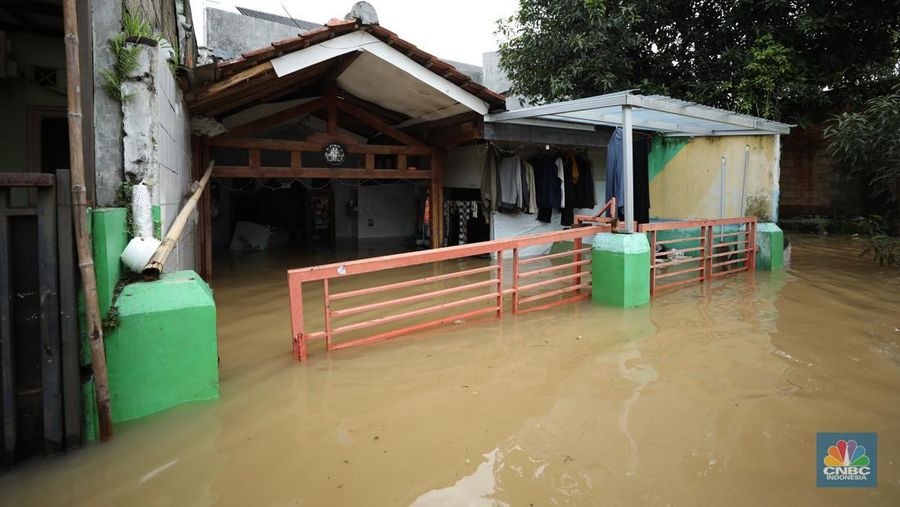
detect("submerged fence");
top-left (286, 224), bottom-right (612, 361)
top-left (638, 217), bottom-right (757, 295)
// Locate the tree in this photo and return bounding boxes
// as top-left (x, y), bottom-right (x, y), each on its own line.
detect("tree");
top-left (497, 0), bottom-right (900, 122)
top-left (825, 85), bottom-right (900, 206)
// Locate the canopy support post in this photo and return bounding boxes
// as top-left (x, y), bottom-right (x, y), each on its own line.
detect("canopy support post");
top-left (622, 105), bottom-right (634, 233)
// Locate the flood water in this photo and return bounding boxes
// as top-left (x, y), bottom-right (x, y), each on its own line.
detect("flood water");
top-left (1, 235), bottom-right (899, 505)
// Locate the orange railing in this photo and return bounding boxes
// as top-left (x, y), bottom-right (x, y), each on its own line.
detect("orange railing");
top-left (638, 217), bottom-right (757, 295)
top-left (286, 201), bottom-right (618, 361)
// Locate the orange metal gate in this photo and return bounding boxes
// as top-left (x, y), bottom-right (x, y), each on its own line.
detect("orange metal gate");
top-left (286, 224), bottom-right (612, 361)
top-left (638, 217), bottom-right (757, 295)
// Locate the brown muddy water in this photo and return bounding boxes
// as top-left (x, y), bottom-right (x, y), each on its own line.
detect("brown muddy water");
top-left (1, 235), bottom-right (899, 506)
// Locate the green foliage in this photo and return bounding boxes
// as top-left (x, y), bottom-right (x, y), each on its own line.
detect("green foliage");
top-left (860, 235), bottom-right (900, 267)
top-left (497, 0), bottom-right (900, 122)
top-left (849, 215), bottom-right (899, 268)
top-left (114, 178), bottom-right (137, 237)
top-left (733, 35), bottom-right (793, 119)
top-left (825, 85), bottom-right (900, 204)
top-left (100, 34), bottom-right (141, 103)
top-left (100, 9), bottom-right (180, 103)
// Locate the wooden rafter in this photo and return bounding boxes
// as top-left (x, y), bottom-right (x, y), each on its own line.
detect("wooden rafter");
top-left (336, 98), bottom-right (427, 148)
top-left (224, 96), bottom-right (327, 137)
top-left (190, 61), bottom-right (275, 104)
top-left (200, 62), bottom-right (330, 116)
top-left (213, 167), bottom-right (432, 179)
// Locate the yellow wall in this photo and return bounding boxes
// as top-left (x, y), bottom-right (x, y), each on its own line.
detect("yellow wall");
top-left (649, 135), bottom-right (778, 220)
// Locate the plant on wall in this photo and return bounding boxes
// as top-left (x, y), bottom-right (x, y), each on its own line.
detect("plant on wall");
top-left (100, 9), bottom-right (179, 103)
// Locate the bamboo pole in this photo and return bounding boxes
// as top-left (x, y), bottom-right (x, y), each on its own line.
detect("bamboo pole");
top-left (62, 0), bottom-right (114, 440)
top-left (142, 161), bottom-right (215, 278)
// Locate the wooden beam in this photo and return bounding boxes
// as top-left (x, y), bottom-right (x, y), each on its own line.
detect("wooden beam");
top-left (194, 61), bottom-right (330, 116)
top-left (336, 99), bottom-right (428, 148)
top-left (327, 86), bottom-right (338, 135)
top-left (224, 97), bottom-right (327, 137)
top-left (213, 166), bottom-right (433, 179)
top-left (338, 87), bottom-right (411, 125)
top-left (191, 61), bottom-right (275, 104)
top-left (209, 137), bottom-right (322, 151)
top-left (430, 149), bottom-right (444, 248)
top-left (0, 173), bottom-right (55, 187)
top-left (209, 136), bottom-right (432, 156)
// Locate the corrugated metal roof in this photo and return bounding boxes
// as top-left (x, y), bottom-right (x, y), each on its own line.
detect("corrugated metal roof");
top-left (485, 91), bottom-right (792, 136)
top-left (235, 7), bottom-right (320, 32)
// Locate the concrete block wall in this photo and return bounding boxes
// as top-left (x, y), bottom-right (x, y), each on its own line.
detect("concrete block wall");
top-left (778, 125), bottom-right (866, 217)
top-left (122, 43), bottom-right (195, 273)
top-left (154, 44), bottom-right (195, 273)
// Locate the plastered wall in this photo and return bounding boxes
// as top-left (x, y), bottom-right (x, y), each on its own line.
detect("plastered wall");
top-left (122, 44), bottom-right (195, 273)
top-left (649, 135), bottom-right (780, 221)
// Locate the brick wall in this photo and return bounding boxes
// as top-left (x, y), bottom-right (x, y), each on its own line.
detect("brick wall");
top-left (778, 125), bottom-right (866, 217)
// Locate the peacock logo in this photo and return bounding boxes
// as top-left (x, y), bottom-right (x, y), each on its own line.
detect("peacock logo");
top-left (823, 439), bottom-right (870, 467)
top-left (817, 433), bottom-right (876, 487)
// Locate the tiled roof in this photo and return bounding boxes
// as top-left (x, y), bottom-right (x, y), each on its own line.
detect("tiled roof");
top-left (235, 6), bottom-right (320, 32)
top-left (204, 19), bottom-right (506, 110)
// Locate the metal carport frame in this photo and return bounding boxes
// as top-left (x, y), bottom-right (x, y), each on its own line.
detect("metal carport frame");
top-left (484, 91), bottom-right (792, 232)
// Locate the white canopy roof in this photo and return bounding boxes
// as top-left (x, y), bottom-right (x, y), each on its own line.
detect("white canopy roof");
top-left (484, 90), bottom-right (791, 136)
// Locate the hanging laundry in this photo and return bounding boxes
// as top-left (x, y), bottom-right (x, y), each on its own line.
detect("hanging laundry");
top-left (480, 145), bottom-right (498, 213)
top-left (498, 155), bottom-right (522, 211)
top-left (530, 154), bottom-right (561, 208)
top-left (524, 161), bottom-right (537, 214)
top-left (555, 157), bottom-right (566, 208)
top-left (569, 152), bottom-right (596, 209)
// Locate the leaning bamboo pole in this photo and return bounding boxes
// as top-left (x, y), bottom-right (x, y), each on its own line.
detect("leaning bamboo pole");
top-left (62, 0), bottom-right (114, 439)
top-left (142, 160), bottom-right (215, 278)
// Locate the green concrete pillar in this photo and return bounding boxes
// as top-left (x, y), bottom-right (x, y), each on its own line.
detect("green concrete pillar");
top-left (592, 233), bottom-right (651, 307)
top-left (106, 270), bottom-right (219, 422)
top-left (755, 223), bottom-right (784, 271)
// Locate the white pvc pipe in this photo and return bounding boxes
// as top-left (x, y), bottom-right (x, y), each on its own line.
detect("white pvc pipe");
top-left (720, 156), bottom-right (726, 235)
top-left (622, 105), bottom-right (634, 233)
top-left (740, 145), bottom-right (750, 216)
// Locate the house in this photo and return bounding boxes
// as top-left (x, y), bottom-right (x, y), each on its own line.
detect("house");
top-left (0, 0), bottom-right (200, 462)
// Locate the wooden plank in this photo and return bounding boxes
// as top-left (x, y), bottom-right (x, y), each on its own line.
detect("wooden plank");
top-left (190, 61), bottom-right (274, 103)
top-left (336, 99), bottom-right (428, 148)
top-left (0, 188), bottom-right (16, 464)
top-left (36, 183), bottom-right (62, 454)
top-left (213, 166), bottom-right (433, 179)
top-left (208, 136), bottom-right (322, 152)
top-left (347, 144), bottom-right (431, 156)
top-left (210, 136), bottom-right (431, 156)
top-left (55, 170), bottom-right (80, 449)
top-left (429, 149), bottom-right (443, 248)
top-left (326, 87), bottom-right (338, 135)
top-left (364, 154), bottom-right (374, 170)
top-left (0, 173), bottom-right (55, 187)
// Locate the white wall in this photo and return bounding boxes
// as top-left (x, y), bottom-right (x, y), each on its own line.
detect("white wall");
top-left (358, 183), bottom-right (417, 239)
